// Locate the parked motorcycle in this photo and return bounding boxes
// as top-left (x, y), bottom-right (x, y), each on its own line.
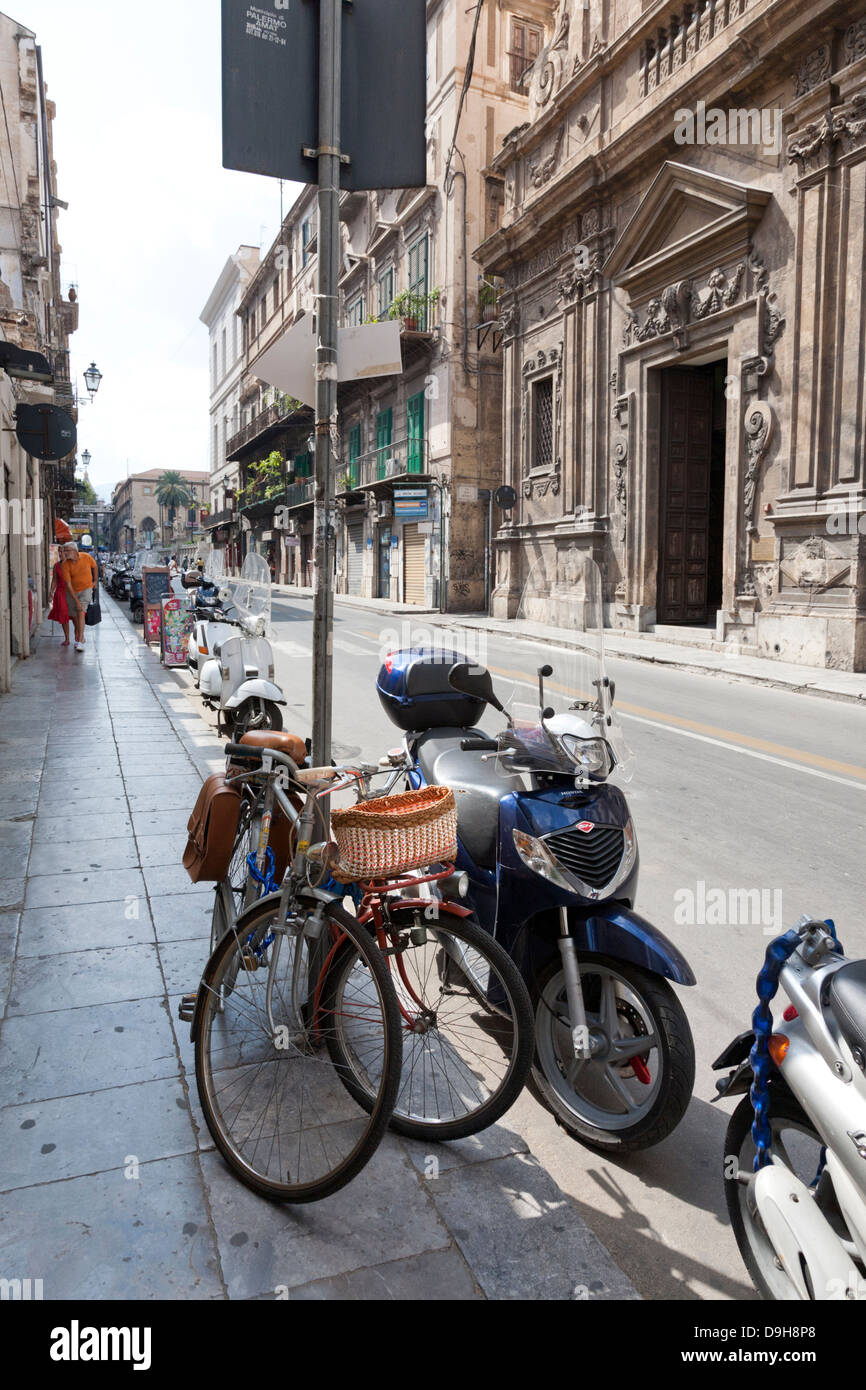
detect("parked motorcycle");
top-left (714, 914), bottom-right (866, 1300)
top-left (376, 554), bottom-right (696, 1153)
top-left (198, 552), bottom-right (287, 738)
top-left (128, 548), bottom-right (154, 624)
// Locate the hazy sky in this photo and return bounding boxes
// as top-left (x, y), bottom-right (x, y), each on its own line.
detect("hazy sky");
top-left (13, 0), bottom-right (302, 501)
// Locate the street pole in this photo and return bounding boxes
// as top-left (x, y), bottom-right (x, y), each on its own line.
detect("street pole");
top-left (311, 0), bottom-right (341, 767)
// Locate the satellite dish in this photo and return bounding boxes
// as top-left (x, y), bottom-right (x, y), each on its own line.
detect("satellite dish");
top-left (15, 404), bottom-right (77, 461)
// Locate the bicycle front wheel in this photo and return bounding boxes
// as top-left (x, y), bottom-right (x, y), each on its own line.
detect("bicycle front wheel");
top-left (196, 896), bottom-right (402, 1203)
top-left (327, 907), bottom-right (534, 1141)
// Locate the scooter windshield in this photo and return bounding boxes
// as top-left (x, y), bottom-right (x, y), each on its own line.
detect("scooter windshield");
top-left (230, 552), bottom-right (272, 637)
top-left (496, 553), bottom-right (634, 783)
top-left (131, 548), bottom-right (154, 580)
top-left (204, 548), bottom-right (225, 585)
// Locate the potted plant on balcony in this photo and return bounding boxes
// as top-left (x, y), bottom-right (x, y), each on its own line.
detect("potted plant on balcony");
top-left (388, 287), bottom-right (440, 332)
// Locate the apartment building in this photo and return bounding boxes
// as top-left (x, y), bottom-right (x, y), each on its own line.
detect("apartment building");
top-left (0, 12), bottom-right (78, 690)
top-left (217, 0), bottom-right (557, 605)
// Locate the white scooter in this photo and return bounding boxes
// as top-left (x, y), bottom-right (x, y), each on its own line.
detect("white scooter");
top-left (716, 914), bottom-right (866, 1300)
top-left (184, 549), bottom-right (237, 688)
top-left (198, 552), bottom-right (287, 738)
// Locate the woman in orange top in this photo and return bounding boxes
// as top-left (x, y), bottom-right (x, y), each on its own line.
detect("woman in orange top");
top-left (60, 543), bottom-right (99, 652)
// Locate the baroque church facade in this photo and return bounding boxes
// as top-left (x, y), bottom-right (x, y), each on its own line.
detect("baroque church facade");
top-left (478, 0), bottom-right (866, 669)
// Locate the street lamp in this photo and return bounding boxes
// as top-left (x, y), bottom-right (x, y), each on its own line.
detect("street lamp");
top-left (83, 362), bottom-right (102, 400)
top-left (81, 449), bottom-right (91, 471)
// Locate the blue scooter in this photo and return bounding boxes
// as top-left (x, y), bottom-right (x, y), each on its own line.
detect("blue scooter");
top-left (376, 556), bottom-right (696, 1153)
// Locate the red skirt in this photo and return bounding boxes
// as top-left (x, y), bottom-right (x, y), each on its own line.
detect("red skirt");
top-left (48, 572), bottom-right (69, 626)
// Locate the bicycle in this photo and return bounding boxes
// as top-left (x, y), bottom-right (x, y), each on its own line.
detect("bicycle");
top-left (209, 730), bottom-right (310, 953)
top-left (189, 736), bottom-right (534, 1148)
top-left (182, 746), bottom-right (403, 1203)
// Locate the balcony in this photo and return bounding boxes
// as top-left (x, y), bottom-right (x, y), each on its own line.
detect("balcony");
top-left (285, 479), bottom-right (315, 509)
top-left (204, 508), bottom-right (236, 530)
top-left (337, 436), bottom-right (429, 495)
top-left (226, 397), bottom-right (312, 460)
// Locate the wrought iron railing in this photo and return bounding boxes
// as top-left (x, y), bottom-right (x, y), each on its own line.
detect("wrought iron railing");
top-left (285, 479), bottom-right (315, 508)
top-left (338, 436), bottom-right (428, 492)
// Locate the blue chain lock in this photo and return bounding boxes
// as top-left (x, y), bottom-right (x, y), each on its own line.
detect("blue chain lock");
top-left (749, 919), bottom-right (842, 1171)
top-left (247, 846), bottom-right (278, 897)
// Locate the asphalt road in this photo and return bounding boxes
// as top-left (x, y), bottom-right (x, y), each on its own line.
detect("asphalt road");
top-left (264, 594), bottom-right (866, 1299)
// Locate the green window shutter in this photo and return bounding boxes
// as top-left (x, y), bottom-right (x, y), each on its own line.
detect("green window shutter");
top-left (376, 408), bottom-right (393, 480)
top-left (348, 424), bottom-right (361, 485)
top-left (407, 391), bottom-right (425, 473)
top-left (294, 452), bottom-right (312, 478)
top-left (407, 235), bottom-right (429, 328)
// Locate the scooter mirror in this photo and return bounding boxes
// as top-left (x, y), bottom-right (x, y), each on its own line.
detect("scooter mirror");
top-left (449, 661), bottom-right (504, 712)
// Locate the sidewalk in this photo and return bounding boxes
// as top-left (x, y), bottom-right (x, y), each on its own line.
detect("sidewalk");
top-left (273, 584), bottom-right (866, 704)
top-left (0, 594), bottom-right (637, 1301)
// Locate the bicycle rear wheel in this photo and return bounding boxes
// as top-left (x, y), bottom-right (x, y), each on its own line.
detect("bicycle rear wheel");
top-left (196, 896), bottom-right (402, 1202)
top-left (327, 906), bottom-right (534, 1141)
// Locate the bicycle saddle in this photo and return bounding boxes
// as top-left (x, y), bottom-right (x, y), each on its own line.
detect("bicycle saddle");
top-left (239, 730), bottom-right (307, 764)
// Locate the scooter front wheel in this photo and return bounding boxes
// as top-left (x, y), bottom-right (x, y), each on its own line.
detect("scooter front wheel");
top-left (228, 700), bottom-right (283, 739)
top-left (723, 1091), bottom-right (858, 1300)
top-left (530, 954), bottom-right (694, 1153)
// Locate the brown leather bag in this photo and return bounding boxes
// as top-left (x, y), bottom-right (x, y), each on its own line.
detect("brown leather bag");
top-left (183, 775), bottom-right (243, 883)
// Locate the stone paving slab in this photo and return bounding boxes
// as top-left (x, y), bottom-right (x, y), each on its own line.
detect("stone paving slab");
top-left (143, 865), bottom-right (212, 898)
top-left (0, 1075), bottom-right (197, 1191)
top-left (7, 943), bottom-right (164, 1014)
top-left (24, 866), bottom-right (146, 910)
top-left (136, 832), bottom-right (186, 867)
top-left (33, 813), bottom-right (133, 844)
top-left (0, 877), bottom-right (25, 909)
top-left (286, 1245), bottom-right (482, 1300)
top-left (200, 1139), bottom-right (451, 1299)
top-left (26, 838), bottom-right (140, 875)
top-left (0, 996), bottom-right (180, 1106)
top-left (425, 1153), bottom-right (640, 1300)
top-left (0, 1155), bottom-right (224, 1300)
top-left (0, 911), bottom-right (19, 963)
top-left (14, 900), bottom-right (154, 956)
top-left (149, 892), bottom-right (212, 942)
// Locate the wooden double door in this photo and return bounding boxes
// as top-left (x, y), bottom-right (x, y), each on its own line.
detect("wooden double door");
top-left (658, 365), bottom-right (725, 625)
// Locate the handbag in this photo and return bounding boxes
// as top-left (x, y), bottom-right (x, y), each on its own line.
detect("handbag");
top-left (85, 597), bottom-right (102, 626)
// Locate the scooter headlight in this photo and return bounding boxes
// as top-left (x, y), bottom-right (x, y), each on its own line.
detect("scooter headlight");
top-left (559, 735), bottom-right (611, 778)
top-left (512, 830), bottom-right (573, 891)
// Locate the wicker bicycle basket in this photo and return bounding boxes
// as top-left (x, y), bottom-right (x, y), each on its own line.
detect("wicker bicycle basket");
top-left (330, 785), bottom-right (458, 883)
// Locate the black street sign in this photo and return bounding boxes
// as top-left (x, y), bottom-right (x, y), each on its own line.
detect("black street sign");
top-left (222, 0), bottom-right (427, 191)
top-left (16, 404), bottom-right (77, 461)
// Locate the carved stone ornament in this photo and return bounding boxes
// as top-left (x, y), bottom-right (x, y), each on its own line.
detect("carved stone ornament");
top-left (557, 248), bottom-right (603, 302)
top-left (787, 87), bottom-right (866, 173)
top-left (743, 403), bottom-right (774, 530)
top-left (844, 20), bottom-right (866, 67)
top-left (613, 438), bottom-right (628, 543)
top-left (622, 264), bottom-right (749, 346)
top-left (780, 536), bottom-right (851, 592)
top-left (531, 4), bottom-right (570, 114)
top-left (794, 44), bottom-right (832, 99)
top-left (528, 124), bottom-right (565, 190)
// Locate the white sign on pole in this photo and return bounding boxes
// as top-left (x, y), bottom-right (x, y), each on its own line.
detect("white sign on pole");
top-left (251, 318), bottom-right (403, 409)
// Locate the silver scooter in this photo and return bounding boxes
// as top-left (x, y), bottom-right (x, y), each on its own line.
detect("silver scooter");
top-left (198, 552), bottom-right (287, 738)
top-left (715, 915), bottom-right (866, 1299)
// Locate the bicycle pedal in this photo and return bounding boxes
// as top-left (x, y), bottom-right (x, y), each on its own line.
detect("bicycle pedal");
top-left (178, 993), bottom-right (197, 1023)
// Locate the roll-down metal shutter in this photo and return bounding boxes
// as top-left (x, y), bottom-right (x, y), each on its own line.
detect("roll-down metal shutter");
top-left (403, 523), bottom-right (426, 605)
top-left (347, 520), bottom-right (365, 596)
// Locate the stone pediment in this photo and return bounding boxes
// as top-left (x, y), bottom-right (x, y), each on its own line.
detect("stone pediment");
top-left (604, 162), bottom-right (771, 301)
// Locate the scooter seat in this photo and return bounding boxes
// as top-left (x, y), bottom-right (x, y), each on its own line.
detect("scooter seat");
top-left (239, 731), bottom-right (307, 764)
top-left (414, 727), bottom-right (524, 870)
top-left (827, 959), bottom-right (866, 1062)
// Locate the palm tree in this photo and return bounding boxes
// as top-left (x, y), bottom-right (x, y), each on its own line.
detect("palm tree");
top-left (155, 471), bottom-right (193, 545)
